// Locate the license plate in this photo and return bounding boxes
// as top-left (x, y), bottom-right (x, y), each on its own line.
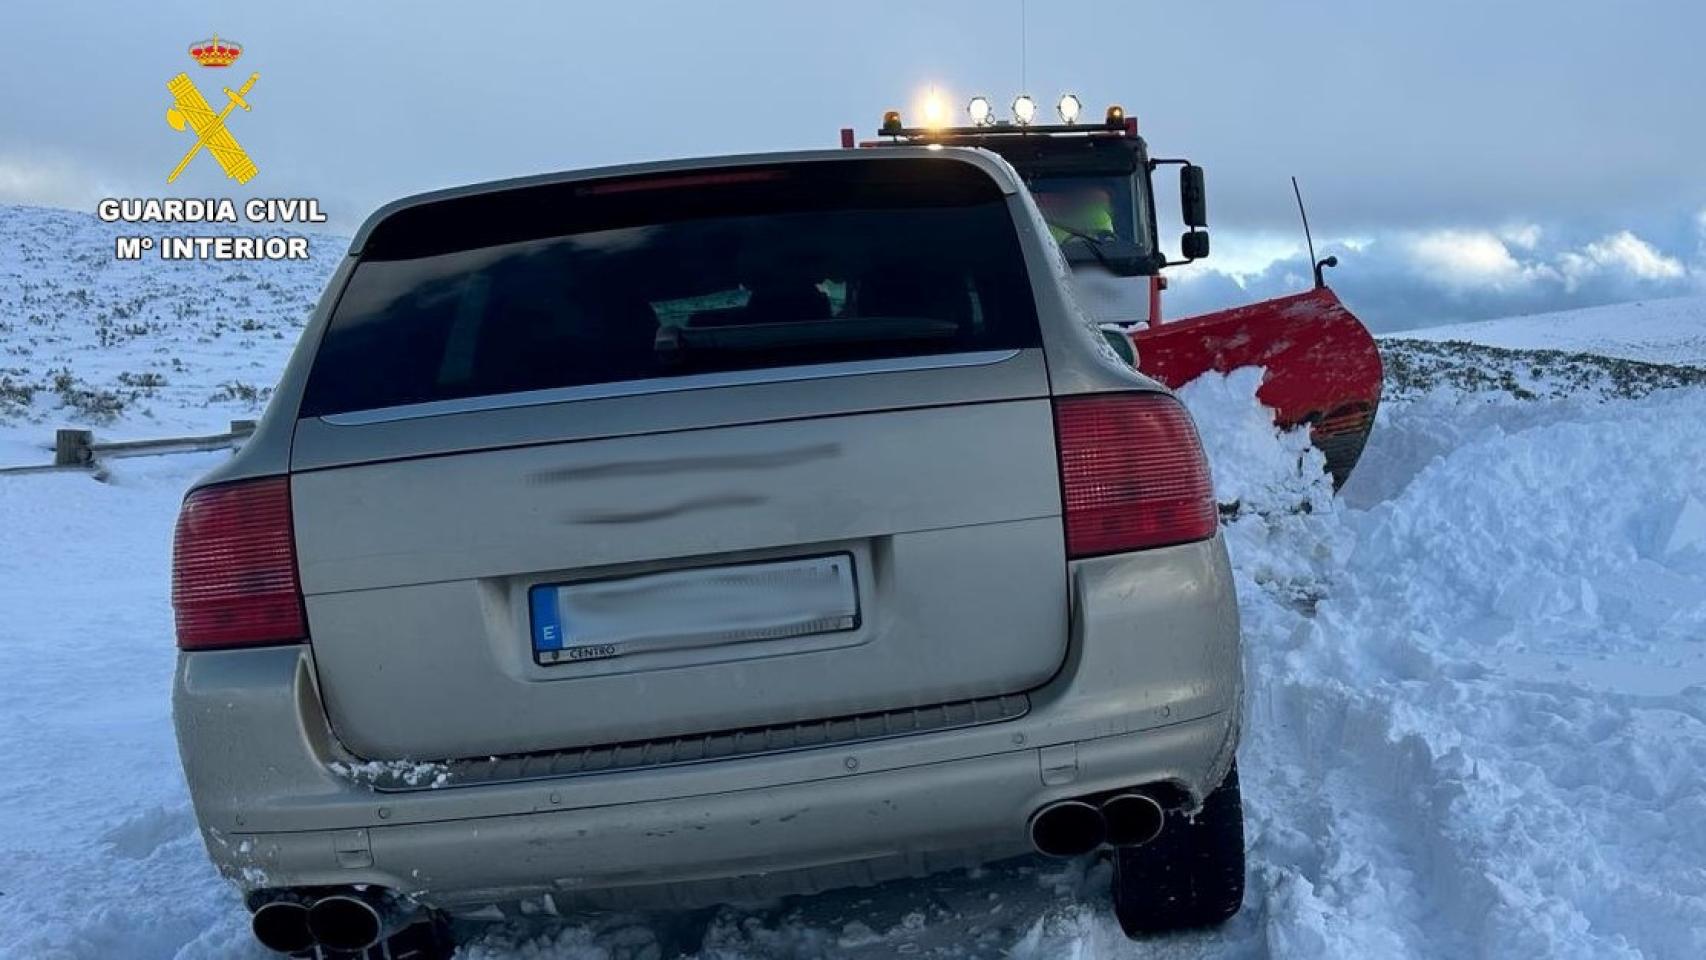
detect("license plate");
top-left (530, 554), bottom-right (859, 665)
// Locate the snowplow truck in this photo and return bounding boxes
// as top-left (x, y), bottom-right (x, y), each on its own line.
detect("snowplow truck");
top-left (843, 104), bottom-right (1382, 487)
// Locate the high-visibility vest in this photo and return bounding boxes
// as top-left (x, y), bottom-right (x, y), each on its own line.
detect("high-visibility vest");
top-left (1048, 205), bottom-right (1116, 244)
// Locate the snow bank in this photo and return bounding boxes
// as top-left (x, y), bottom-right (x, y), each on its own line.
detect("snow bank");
top-left (1230, 374), bottom-right (1706, 958)
top-left (1176, 367), bottom-right (1333, 516)
top-left (1011, 366), bottom-right (1706, 958)
top-left (1354, 387), bottom-right (1706, 660)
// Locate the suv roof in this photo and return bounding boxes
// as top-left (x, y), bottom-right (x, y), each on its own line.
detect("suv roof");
top-left (348, 147), bottom-right (1025, 256)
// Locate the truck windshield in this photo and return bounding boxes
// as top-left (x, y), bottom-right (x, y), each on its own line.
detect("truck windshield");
top-left (299, 158), bottom-right (1041, 418)
top-left (1029, 174), bottom-right (1150, 254)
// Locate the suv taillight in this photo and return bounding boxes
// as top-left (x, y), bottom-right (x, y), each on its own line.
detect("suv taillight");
top-left (171, 476), bottom-right (305, 650)
top-left (1053, 392), bottom-right (1218, 559)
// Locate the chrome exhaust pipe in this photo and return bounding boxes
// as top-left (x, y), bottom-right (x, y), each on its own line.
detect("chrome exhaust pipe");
top-left (1028, 799), bottom-right (1106, 857)
top-left (250, 896), bottom-right (314, 955)
top-left (1100, 792), bottom-right (1166, 847)
top-left (306, 888), bottom-right (416, 954)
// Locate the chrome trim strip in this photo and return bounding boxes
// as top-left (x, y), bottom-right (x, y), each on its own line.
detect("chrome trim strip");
top-left (319, 349), bottom-right (1025, 426)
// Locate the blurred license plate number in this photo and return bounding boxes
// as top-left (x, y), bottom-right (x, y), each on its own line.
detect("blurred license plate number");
top-left (529, 554), bottom-right (858, 665)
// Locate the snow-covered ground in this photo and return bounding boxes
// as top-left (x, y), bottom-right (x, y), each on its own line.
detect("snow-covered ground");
top-left (0, 204), bottom-right (338, 468)
top-left (1393, 295), bottom-right (1706, 368)
top-left (2, 204), bottom-right (1705, 958)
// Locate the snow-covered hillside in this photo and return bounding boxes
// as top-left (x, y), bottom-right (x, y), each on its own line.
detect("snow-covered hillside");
top-left (1392, 294), bottom-right (1706, 368)
top-left (0, 204), bottom-right (340, 467)
top-left (2, 203), bottom-right (1704, 959)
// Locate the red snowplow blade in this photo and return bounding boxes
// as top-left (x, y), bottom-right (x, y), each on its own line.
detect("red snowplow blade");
top-left (1132, 286), bottom-right (1383, 487)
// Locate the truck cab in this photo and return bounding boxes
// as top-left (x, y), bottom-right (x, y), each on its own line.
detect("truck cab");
top-left (845, 100), bottom-right (1383, 487)
top-left (846, 104), bottom-right (1210, 337)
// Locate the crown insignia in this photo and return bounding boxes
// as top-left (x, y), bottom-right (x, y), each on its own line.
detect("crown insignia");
top-left (188, 34), bottom-right (242, 68)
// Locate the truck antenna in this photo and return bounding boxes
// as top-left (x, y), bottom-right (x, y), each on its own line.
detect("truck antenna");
top-left (1020, 0), bottom-right (1028, 92)
top-left (1292, 176), bottom-right (1338, 288)
top-left (1291, 176), bottom-right (1317, 267)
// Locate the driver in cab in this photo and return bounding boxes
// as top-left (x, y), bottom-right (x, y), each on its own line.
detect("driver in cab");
top-left (1034, 184), bottom-right (1116, 246)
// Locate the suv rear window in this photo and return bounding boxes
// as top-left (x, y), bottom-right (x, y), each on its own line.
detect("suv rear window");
top-left (299, 158), bottom-right (1040, 417)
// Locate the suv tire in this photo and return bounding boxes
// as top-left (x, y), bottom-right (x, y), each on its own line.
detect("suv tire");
top-left (1111, 760), bottom-right (1246, 936)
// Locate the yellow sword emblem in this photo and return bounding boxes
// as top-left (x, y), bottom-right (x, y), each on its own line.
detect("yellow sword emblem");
top-left (165, 72), bottom-right (259, 184)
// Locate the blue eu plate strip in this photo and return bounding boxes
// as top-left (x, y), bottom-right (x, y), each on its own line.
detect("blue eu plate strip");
top-left (530, 585), bottom-right (564, 652)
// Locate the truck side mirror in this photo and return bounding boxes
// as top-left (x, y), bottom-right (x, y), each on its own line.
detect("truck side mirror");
top-left (1180, 165), bottom-right (1208, 228)
top-left (1180, 230), bottom-right (1210, 260)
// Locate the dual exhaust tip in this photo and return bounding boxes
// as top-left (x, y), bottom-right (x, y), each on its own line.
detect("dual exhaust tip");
top-left (252, 888), bottom-right (412, 955)
top-left (1029, 792), bottom-right (1165, 858)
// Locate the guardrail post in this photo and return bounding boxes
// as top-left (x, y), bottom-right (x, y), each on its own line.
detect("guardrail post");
top-left (54, 429), bottom-right (93, 467)
top-left (229, 419), bottom-right (258, 436)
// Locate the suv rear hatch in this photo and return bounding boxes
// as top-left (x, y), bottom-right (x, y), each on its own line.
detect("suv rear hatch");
top-left (289, 156), bottom-right (1068, 761)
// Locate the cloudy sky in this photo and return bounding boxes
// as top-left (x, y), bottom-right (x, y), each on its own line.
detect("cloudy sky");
top-left (3, 0), bottom-right (1703, 330)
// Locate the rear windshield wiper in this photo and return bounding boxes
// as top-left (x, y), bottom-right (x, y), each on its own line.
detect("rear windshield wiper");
top-left (656, 317), bottom-right (959, 360)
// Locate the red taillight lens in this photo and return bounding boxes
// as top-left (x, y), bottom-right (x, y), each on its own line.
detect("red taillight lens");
top-left (171, 476), bottom-right (305, 650)
top-left (1054, 392), bottom-right (1218, 558)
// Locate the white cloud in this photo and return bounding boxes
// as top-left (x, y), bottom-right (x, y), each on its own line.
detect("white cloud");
top-left (0, 155), bottom-right (123, 212)
top-left (1398, 226), bottom-right (1691, 296)
top-left (1405, 230), bottom-right (1548, 290)
top-left (1168, 220), bottom-right (1701, 330)
top-left (1585, 231), bottom-right (1686, 279)
top-left (1172, 232), bottom-right (1305, 282)
top-left (1559, 231), bottom-right (1687, 292)
top-left (1168, 231), bottom-right (1377, 286)
top-left (1501, 223), bottom-right (1543, 250)
top-left (0, 158), bottom-right (67, 203)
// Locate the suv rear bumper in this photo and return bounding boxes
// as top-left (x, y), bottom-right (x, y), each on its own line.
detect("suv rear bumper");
top-left (228, 712), bottom-right (1234, 909)
top-left (174, 536), bottom-right (1242, 909)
